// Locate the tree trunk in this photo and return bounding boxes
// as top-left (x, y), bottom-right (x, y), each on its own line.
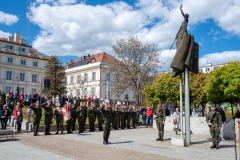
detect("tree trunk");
top-left (201, 103), bottom-right (205, 116)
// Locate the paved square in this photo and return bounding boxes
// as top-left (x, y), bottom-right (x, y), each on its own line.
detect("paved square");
top-left (0, 126), bottom-right (236, 160)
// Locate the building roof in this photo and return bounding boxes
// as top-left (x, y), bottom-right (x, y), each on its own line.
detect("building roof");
top-left (0, 38), bottom-right (30, 47)
top-left (65, 52), bottom-right (116, 69)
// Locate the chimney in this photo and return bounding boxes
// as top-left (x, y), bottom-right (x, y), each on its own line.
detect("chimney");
top-left (14, 32), bottom-right (20, 43)
top-left (83, 56), bottom-right (86, 59)
top-left (88, 54), bottom-right (90, 58)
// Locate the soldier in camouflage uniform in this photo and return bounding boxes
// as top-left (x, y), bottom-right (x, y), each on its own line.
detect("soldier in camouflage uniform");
top-left (131, 106), bottom-right (137, 128)
top-left (127, 105), bottom-right (133, 129)
top-left (120, 105), bottom-right (126, 129)
top-left (82, 102), bottom-right (87, 131)
top-left (54, 102), bottom-right (64, 134)
top-left (88, 102), bottom-right (96, 132)
top-left (30, 101), bottom-right (42, 136)
top-left (76, 102), bottom-right (84, 134)
top-left (100, 103), bottom-right (112, 145)
top-left (71, 99), bottom-right (78, 131)
top-left (42, 100), bottom-right (53, 135)
top-left (112, 105), bottom-right (120, 130)
top-left (206, 105), bottom-right (222, 149)
top-left (97, 103), bottom-right (103, 131)
top-left (154, 103), bottom-right (166, 141)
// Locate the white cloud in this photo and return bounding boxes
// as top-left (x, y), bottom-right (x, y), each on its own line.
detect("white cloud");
top-left (0, 11), bottom-right (18, 25)
top-left (158, 49), bottom-right (240, 71)
top-left (0, 30), bottom-right (11, 38)
top-left (29, 0), bottom-right (240, 57)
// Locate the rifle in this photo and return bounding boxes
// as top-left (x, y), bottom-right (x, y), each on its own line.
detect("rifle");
top-left (169, 37), bottom-right (177, 50)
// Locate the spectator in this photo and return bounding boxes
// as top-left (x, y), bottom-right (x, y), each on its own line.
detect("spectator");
top-left (9, 91), bottom-right (14, 102)
top-left (13, 104), bottom-right (23, 133)
top-left (9, 101), bottom-right (15, 114)
top-left (19, 92), bottom-right (25, 102)
top-left (172, 108), bottom-right (181, 134)
top-left (1, 105), bottom-right (9, 129)
top-left (7, 104), bottom-right (12, 126)
top-left (191, 109), bottom-right (198, 117)
top-left (216, 104), bottom-right (226, 141)
top-left (145, 107), bottom-right (153, 128)
top-left (26, 94), bottom-right (32, 105)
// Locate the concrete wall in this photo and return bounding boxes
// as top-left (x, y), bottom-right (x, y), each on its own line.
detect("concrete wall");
top-left (153, 116), bottom-right (237, 140)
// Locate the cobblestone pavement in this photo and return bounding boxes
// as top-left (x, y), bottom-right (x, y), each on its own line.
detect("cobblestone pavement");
top-left (0, 126), bottom-right (236, 160)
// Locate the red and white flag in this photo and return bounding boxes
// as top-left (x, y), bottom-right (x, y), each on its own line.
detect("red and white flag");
top-left (62, 103), bottom-right (71, 121)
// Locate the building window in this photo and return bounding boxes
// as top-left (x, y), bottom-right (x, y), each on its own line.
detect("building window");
top-left (213, 67), bottom-right (218, 70)
top-left (18, 47), bottom-right (25, 52)
top-left (31, 88), bottom-right (37, 93)
top-left (83, 88), bottom-right (87, 96)
top-left (84, 74), bottom-right (88, 82)
top-left (199, 69), bottom-right (203, 73)
top-left (20, 73), bottom-right (25, 81)
top-left (107, 73), bottom-right (110, 81)
top-left (19, 87), bottom-right (24, 94)
top-left (6, 71), bottom-right (12, 80)
top-left (91, 87), bottom-right (95, 96)
top-left (5, 86), bottom-right (11, 93)
top-left (205, 68), bottom-right (210, 72)
top-left (21, 59), bottom-right (26, 65)
top-left (44, 63), bottom-right (48, 68)
top-left (32, 74), bottom-right (37, 82)
top-left (70, 76), bottom-right (74, 84)
top-left (6, 45), bottom-right (13, 49)
top-left (92, 72), bottom-right (96, 81)
top-left (7, 57), bottom-right (13, 63)
top-left (33, 61), bottom-right (38, 67)
top-left (77, 75), bottom-right (81, 82)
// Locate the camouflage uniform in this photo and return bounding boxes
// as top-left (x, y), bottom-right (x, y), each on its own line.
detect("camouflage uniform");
top-left (131, 108), bottom-right (137, 128)
top-left (71, 103), bottom-right (78, 131)
top-left (100, 105), bottom-right (112, 145)
top-left (88, 105), bottom-right (95, 132)
top-left (54, 106), bottom-right (64, 134)
top-left (127, 107), bottom-right (133, 129)
top-left (112, 107), bottom-right (120, 130)
top-left (30, 103), bottom-right (42, 136)
top-left (97, 105), bottom-right (103, 131)
top-left (206, 110), bottom-right (222, 149)
top-left (42, 103), bottom-right (53, 135)
top-left (120, 107), bottom-right (126, 129)
top-left (155, 106), bottom-right (166, 141)
top-left (76, 105), bottom-right (84, 133)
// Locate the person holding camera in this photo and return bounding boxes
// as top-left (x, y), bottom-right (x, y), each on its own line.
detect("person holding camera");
top-left (206, 105), bottom-right (222, 149)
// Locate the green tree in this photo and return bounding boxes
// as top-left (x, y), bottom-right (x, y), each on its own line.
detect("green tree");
top-left (204, 62), bottom-right (240, 116)
top-left (189, 72), bottom-right (208, 116)
top-left (142, 73), bottom-right (180, 107)
top-left (44, 56), bottom-right (66, 96)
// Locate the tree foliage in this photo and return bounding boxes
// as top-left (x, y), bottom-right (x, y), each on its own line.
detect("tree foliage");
top-left (44, 56), bottom-right (66, 96)
top-left (109, 36), bottom-right (160, 105)
top-left (142, 73), bottom-right (180, 107)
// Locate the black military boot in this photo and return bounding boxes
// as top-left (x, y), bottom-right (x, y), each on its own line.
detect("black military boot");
top-left (156, 136), bottom-right (161, 141)
top-left (160, 134), bottom-right (164, 141)
top-left (103, 140), bottom-right (108, 145)
top-left (210, 142), bottom-right (216, 148)
top-left (55, 131), bottom-right (58, 134)
top-left (216, 143), bottom-right (220, 149)
top-left (107, 141), bottom-right (111, 144)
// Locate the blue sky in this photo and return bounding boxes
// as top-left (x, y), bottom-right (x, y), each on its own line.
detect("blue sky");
top-left (1, 0), bottom-right (240, 70)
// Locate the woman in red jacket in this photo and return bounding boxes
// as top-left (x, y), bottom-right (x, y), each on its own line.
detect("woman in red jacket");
top-left (145, 107), bottom-right (153, 127)
top-left (13, 105), bottom-right (23, 133)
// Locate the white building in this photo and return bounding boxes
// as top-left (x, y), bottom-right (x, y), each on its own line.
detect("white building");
top-left (0, 32), bottom-right (50, 95)
top-left (65, 52), bottom-right (136, 103)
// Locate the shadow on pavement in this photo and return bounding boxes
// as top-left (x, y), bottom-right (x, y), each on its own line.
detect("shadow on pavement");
top-left (0, 138), bottom-right (20, 142)
top-left (111, 141), bottom-right (134, 144)
top-left (191, 139), bottom-right (212, 144)
top-left (220, 144), bottom-right (235, 148)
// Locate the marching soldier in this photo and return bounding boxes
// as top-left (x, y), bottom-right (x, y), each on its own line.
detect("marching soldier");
top-left (71, 99), bottom-right (78, 131)
top-left (88, 102), bottom-right (96, 132)
top-left (206, 105), bottom-right (222, 149)
top-left (30, 101), bottom-right (42, 136)
top-left (54, 102), bottom-right (64, 134)
top-left (100, 103), bottom-right (112, 145)
top-left (131, 106), bottom-right (137, 128)
top-left (76, 102), bottom-right (84, 134)
top-left (154, 103), bottom-right (166, 141)
top-left (42, 100), bottom-right (53, 135)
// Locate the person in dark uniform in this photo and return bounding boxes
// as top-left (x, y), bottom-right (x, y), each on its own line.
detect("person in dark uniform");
top-left (54, 102), bottom-right (64, 134)
top-left (76, 102), bottom-right (84, 134)
top-left (83, 102), bottom-right (87, 131)
top-left (100, 103), bottom-right (112, 145)
top-left (131, 106), bottom-right (137, 128)
top-left (97, 103), bottom-right (103, 131)
top-left (30, 101), bottom-right (42, 136)
top-left (88, 102), bottom-right (96, 132)
top-left (71, 99), bottom-right (78, 131)
top-left (66, 101), bottom-right (73, 134)
top-left (120, 105), bottom-right (126, 129)
top-left (154, 103), bottom-right (166, 141)
top-left (127, 105), bottom-right (133, 129)
top-left (42, 100), bottom-right (53, 135)
top-left (206, 105), bottom-right (222, 149)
